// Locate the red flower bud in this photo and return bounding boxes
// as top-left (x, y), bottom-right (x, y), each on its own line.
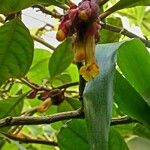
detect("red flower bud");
top-left (56, 29), bottom-right (66, 41)
top-left (27, 89), bottom-right (38, 99)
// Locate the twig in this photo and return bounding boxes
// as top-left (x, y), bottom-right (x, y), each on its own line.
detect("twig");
top-left (111, 116), bottom-right (139, 126)
top-left (77, 63), bottom-right (86, 101)
top-left (0, 109), bottom-right (83, 128)
top-left (99, 10), bottom-right (113, 20)
top-left (34, 5), bottom-right (62, 19)
top-left (1, 132), bottom-right (58, 146)
top-left (20, 77), bottom-right (50, 91)
top-left (32, 34), bottom-right (55, 50)
top-left (0, 110), bottom-right (139, 128)
top-left (56, 82), bottom-right (79, 89)
top-left (101, 22), bottom-right (150, 48)
top-left (21, 78), bottom-right (78, 91)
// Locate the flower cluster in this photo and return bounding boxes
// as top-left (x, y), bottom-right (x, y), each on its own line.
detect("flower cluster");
top-left (56, 0), bottom-right (100, 81)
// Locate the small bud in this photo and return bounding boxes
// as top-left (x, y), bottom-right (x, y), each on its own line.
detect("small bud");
top-left (78, 10), bottom-right (89, 21)
top-left (27, 89), bottom-right (37, 99)
top-left (37, 98), bottom-right (52, 113)
top-left (51, 90), bottom-right (65, 105)
top-left (56, 29), bottom-right (66, 41)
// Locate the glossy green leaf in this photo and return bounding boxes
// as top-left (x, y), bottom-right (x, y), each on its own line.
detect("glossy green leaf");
top-left (112, 124), bottom-right (134, 137)
top-left (49, 38), bottom-right (73, 79)
top-left (117, 39), bottom-right (150, 105)
top-left (57, 98), bottom-right (81, 113)
top-left (0, 19), bottom-right (34, 86)
top-left (108, 0), bottom-right (150, 14)
top-left (66, 64), bottom-right (79, 82)
top-left (114, 71), bottom-right (150, 125)
top-left (57, 119), bottom-right (89, 150)
top-left (0, 94), bottom-right (26, 119)
top-left (83, 42), bottom-right (124, 150)
top-left (109, 128), bottom-right (129, 150)
top-left (51, 73), bottom-right (72, 87)
top-left (28, 48), bottom-right (51, 83)
top-left (133, 124), bottom-right (150, 140)
top-left (0, 139), bottom-right (5, 149)
top-left (0, 0), bottom-right (65, 13)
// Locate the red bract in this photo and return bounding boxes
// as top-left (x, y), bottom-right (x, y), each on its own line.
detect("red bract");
top-left (56, 5), bottom-right (78, 41)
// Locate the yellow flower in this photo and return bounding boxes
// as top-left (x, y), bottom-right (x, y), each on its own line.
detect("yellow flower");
top-left (78, 35), bottom-right (100, 81)
top-left (73, 38), bottom-right (86, 62)
top-left (80, 62), bottom-right (99, 81)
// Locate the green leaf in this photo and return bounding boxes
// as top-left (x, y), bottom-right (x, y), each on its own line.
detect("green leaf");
top-left (133, 123), bottom-right (150, 140)
top-left (57, 119), bottom-right (89, 150)
top-left (51, 73), bottom-right (72, 87)
top-left (117, 39), bottom-right (150, 105)
top-left (0, 94), bottom-right (26, 118)
top-left (28, 48), bottom-right (51, 83)
top-left (112, 124), bottom-right (134, 137)
top-left (114, 71), bottom-right (150, 125)
top-left (66, 64), bottom-right (79, 82)
top-left (108, 0), bottom-right (150, 14)
top-left (0, 19), bottom-right (34, 86)
top-left (83, 42), bottom-right (123, 150)
top-left (49, 38), bottom-right (73, 79)
top-left (109, 128), bottom-right (129, 150)
top-left (100, 17), bottom-right (122, 44)
top-left (57, 98), bottom-right (81, 113)
top-left (0, 0), bottom-right (65, 13)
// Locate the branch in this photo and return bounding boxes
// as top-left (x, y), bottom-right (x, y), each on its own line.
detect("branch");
top-left (0, 109), bottom-right (83, 128)
top-left (34, 5), bottom-right (62, 19)
top-left (21, 77), bottom-right (78, 91)
top-left (56, 82), bottom-right (79, 89)
top-left (101, 22), bottom-right (150, 48)
top-left (111, 116), bottom-right (139, 126)
top-left (2, 132), bottom-right (58, 146)
top-left (32, 34), bottom-right (55, 50)
top-left (0, 108), bottom-right (139, 129)
top-left (20, 77), bottom-right (51, 91)
top-left (77, 62), bottom-right (86, 101)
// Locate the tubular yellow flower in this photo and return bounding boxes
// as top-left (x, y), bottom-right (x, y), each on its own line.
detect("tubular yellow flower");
top-left (79, 36), bottom-right (100, 81)
top-left (56, 0), bottom-right (101, 81)
top-left (73, 38), bottom-right (86, 62)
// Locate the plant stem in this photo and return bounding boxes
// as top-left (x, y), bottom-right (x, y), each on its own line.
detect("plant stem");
top-left (1, 132), bottom-right (58, 146)
top-left (101, 22), bottom-right (150, 48)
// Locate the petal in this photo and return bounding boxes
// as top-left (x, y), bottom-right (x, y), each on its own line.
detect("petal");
top-left (88, 62), bottom-right (100, 77)
top-left (80, 65), bottom-right (93, 81)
